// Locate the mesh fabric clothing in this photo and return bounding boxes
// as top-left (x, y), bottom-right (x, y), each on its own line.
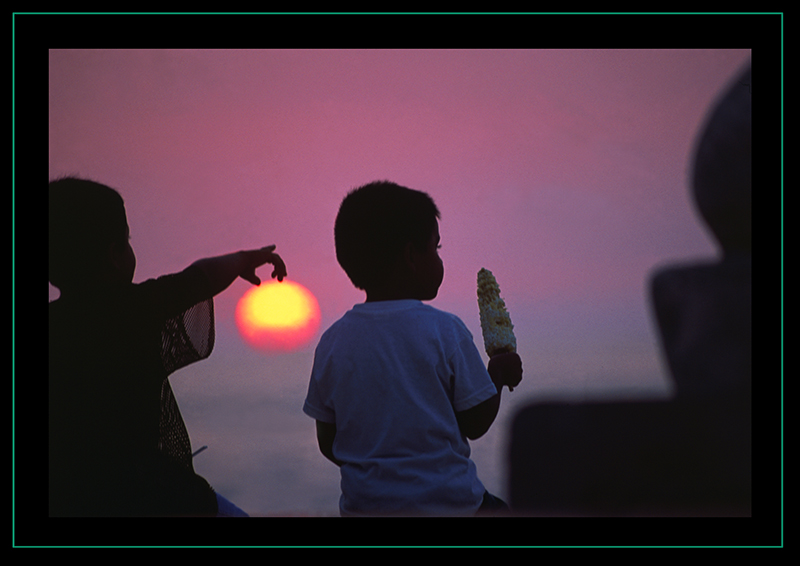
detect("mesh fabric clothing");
top-left (159, 299), bottom-right (215, 469)
top-left (49, 267), bottom-right (219, 517)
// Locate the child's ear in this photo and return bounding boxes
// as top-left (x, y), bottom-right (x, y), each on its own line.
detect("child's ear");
top-left (108, 240), bottom-right (124, 268)
top-left (89, 241), bottom-right (120, 281)
top-left (403, 242), bottom-right (418, 271)
top-left (108, 239), bottom-right (134, 280)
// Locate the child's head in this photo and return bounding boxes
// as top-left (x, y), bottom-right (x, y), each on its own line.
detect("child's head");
top-left (49, 176), bottom-right (134, 292)
top-left (335, 180), bottom-right (442, 298)
top-left (692, 64), bottom-right (751, 255)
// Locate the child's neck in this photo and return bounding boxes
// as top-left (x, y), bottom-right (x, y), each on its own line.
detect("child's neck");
top-left (364, 280), bottom-right (420, 303)
top-left (365, 293), bottom-right (419, 303)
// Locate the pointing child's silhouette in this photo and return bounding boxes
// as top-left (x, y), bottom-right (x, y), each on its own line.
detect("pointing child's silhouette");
top-left (49, 176), bottom-right (286, 516)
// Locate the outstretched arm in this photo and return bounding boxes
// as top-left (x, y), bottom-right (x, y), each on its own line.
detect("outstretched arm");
top-left (455, 352), bottom-right (523, 440)
top-left (191, 245), bottom-right (287, 297)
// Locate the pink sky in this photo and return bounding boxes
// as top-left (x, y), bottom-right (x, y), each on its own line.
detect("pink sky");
top-left (47, 48), bottom-right (751, 514)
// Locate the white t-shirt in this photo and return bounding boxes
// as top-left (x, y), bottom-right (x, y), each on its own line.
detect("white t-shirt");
top-left (303, 300), bottom-right (497, 516)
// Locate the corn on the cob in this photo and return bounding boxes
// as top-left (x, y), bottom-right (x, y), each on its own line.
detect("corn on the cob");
top-left (477, 268), bottom-right (516, 359)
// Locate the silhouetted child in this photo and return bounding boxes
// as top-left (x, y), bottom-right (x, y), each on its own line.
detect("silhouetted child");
top-left (303, 181), bottom-right (522, 516)
top-left (49, 176), bottom-right (287, 517)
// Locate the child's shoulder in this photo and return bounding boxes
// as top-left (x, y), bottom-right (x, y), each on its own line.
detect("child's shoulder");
top-left (325, 300), bottom-right (469, 334)
top-left (412, 302), bottom-right (474, 340)
top-left (415, 300), bottom-right (464, 319)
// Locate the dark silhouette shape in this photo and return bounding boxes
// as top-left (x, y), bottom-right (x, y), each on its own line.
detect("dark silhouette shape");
top-left (334, 180), bottom-right (442, 294)
top-left (508, 64), bottom-right (751, 517)
top-left (652, 65), bottom-right (751, 400)
top-left (508, 396), bottom-right (750, 516)
top-left (304, 180), bottom-right (522, 516)
top-left (692, 66), bottom-right (752, 258)
top-left (49, 177), bottom-right (286, 517)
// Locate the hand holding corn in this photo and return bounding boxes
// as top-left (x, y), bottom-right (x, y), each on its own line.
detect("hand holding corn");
top-left (477, 268), bottom-right (521, 391)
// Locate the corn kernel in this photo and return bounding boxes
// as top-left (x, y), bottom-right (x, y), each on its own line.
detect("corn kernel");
top-left (477, 268), bottom-right (516, 358)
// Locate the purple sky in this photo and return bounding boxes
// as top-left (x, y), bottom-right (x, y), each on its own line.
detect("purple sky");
top-left (47, 48), bottom-right (751, 514)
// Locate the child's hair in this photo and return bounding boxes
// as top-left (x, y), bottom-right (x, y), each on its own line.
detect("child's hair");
top-left (334, 180), bottom-right (441, 291)
top-left (49, 176), bottom-right (129, 290)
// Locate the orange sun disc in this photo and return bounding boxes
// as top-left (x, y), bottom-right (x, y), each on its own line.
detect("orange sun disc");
top-left (235, 279), bottom-right (321, 352)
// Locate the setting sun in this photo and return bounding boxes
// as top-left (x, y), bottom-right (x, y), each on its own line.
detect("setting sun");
top-left (235, 280), bottom-right (321, 352)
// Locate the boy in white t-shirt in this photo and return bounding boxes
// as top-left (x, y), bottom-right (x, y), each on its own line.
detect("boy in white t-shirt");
top-left (303, 180), bottom-right (523, 516)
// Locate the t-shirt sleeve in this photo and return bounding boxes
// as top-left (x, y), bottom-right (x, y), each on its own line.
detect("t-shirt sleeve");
top-left (303, 342), bottom-right (337, 423)
top-left (303, 379), bottom-right (336, 423)
top-left (449, 334), bottom-right (498, 413)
